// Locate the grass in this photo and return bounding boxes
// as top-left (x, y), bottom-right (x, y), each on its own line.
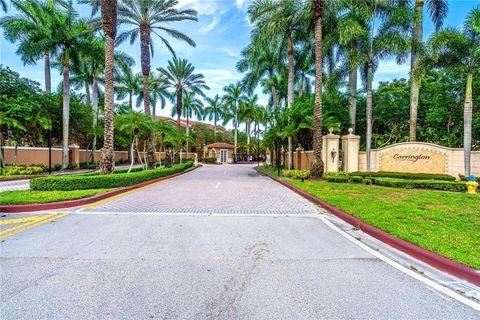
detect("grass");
top-left (259, 166), bottom-right (480, 270)
top-left (0, 189), bottom-right (111, 205)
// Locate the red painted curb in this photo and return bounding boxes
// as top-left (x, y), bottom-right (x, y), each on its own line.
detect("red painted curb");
top-left (256, 167), bottom-right (480, 286)
top-left (0, 166), bottom-right (199, 214)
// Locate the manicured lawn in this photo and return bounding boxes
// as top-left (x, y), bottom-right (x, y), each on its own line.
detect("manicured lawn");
top-left (259, 166), bottom-right (480, 269)
top-left (0, 189), bottom-right (111, 205)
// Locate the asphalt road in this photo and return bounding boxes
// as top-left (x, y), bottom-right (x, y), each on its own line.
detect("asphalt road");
top-left (1, 164), bottom-right (479, 319)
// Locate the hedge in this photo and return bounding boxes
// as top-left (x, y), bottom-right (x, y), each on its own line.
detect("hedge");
top-left (281, 169), bottom-right (311, 180)
top-left (2, 165), bottom-right (44, 176)
top-left (203, 157), bottom-right (217, 164)
top-left (31, 162), bottom-right (193, 191)
top-left (372, 177), bottom-right (467, 192)
top-left (349, 171), bottom-right (456, 181)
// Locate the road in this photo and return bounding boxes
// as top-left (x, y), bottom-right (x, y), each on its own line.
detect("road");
top-left (1, 164), bottom-right (479, 319)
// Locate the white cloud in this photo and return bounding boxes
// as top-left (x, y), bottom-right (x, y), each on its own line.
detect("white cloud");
top-left (201, 16), bottom-right (220, 33)
top-left (235, 0), bottom-right (246, 10)
top-left (197, 68), bottom-right (242, 91)
top-left (222, 48), bottom-right (239, 58)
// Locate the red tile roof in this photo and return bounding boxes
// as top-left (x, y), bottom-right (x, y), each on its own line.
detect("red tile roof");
top-left (206, 142), bottom-right (235, 149)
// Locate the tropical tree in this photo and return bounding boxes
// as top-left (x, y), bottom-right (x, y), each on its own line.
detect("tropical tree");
top-left (222, 82), bottom-right (245, 163)
top-left (249, 0), bottom-right (308, 169)
top-left (171, 91), bottom-right (203, 152)
top-left (1, 0), bottom-right (8, 12)
top-left (408, 0), bottom-right (448, 141)
top-left (204, 95), bottom-right (223, 142)
top-left (416, 8), bottom-right (480, 176)
top-left (310, 0), bottom-right (325, 177)
top-left (99, 0), bottom-right (118, 173)
top-left (157, 57), bottom-right (209, 127)
top-left (0, 0), bottom-right (63, 93)
top-left (136, 72), bottom-right (169, 116)
top-left (240, 95), bottom-right (260, 160)
top-left (115, 66), bottom-right (142, 110)
top-left (116, 0), bottom-right (198, 169)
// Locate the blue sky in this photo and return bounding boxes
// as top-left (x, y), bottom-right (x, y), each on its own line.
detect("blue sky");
top-left (1, 0), bottom-right (479, 123)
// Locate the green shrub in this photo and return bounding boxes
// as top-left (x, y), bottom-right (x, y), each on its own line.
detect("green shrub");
top-left (372, 178), bottom-right (466, 192)
top-left (79, 162), bottom-right (97, 170)
top-left (350, 176), bottom-right (363, 184)
top-left (203, 157), bottom-right (217, 164)
top-left (66, 163), bottom-right (77, 170)
top-left (363, 178), bottom-right (372, 185)
top-left (53, 164), bottom-right (62, 171)
top-left (31, 162), bottom-right (193, 191)
top-left (2, 165), bottom-right (44, 176)
top-left (323, 175), bottom-right (350, 183)
top-left (282, 169), bottom-right (311, 180)
top-left (350, 171), bottom-right (456, 181)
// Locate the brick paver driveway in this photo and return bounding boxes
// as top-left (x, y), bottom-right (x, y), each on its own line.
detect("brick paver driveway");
top-left (1, 164), bottom-right (479, 319)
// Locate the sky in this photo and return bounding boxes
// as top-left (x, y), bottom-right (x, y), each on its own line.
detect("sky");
top-left (1, 0), bottom-right (479, 125)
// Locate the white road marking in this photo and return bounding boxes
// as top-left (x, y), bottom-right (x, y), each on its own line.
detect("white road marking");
top-left (215, 182), bottom-right (220, 189)
top-left (318, 216), bottom-right (480, 311)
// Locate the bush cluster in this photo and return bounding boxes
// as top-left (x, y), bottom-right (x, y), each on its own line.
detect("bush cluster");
top-left (31, 162), bottom-right (193, 191)
top-left (2, 165), bottom-right (44, 176)
top-left (281, 169), bottom-right (311, 180)
top-left (323, 173), bottom-right (467, 192)
top-left (79, 162), bottom-right (98, 170)
top-left (203, 157), bottom-right (217, 164)
top-left (349, 171), bottom-right (456, 181)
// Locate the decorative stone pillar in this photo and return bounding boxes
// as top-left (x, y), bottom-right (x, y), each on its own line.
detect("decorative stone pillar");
top-left (295, 145), bottom-right (304, 170)
top-left (68, 144), bottom-right (80, 169)
top-left (322, 129), bottom-right (340, 173)
top-left (341, 128), bottom-right (361, 172)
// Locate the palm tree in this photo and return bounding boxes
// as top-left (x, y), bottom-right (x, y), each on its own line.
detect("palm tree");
top-left (116, 67), bottom-right (142, 110)
top-left (158, 57), bottom-right (209, 127)
top-left (136, 72), bottom-right (170, 117)
top-left (416, 8), bottom-right (480, 176)
top-left (171, 91), bottom-right (203, 153)
top-left (204, 95), bottom-right (223, 142)
top-left (240, 95), bottom-right (260, 161)
top-left (1, 0), bottom-right (62, 93)
top-left (408, 0), bottom-right (448, 141)
top-left (1, 0), bottom-right (8, 12)
top-left (310, 0), bottom-right (325, 177)
top-left (249, 0), bottom-right (308, 169)
top-left (99, 0), bottom-right (118, 173)
top-left (116, 0), bottom-right (197, 169)
top-left (223, 82), bottom-right (245, 163)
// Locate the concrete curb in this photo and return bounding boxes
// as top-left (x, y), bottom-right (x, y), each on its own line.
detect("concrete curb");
top-left (0, 165), bottom-right (200, 214)
top-left (256, 167), bottom-right (480, 286)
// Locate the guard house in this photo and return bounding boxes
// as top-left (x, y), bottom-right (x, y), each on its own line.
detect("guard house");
top-left (205, 142), bottom-right (235, 164)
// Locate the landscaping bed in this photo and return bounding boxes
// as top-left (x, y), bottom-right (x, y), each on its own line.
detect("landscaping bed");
top-left (31, 162), bottom-right (193, 191)
top-left (259, 166), bottom-right (480, 270)
top-left (0, 189), bottom-right (110, 205)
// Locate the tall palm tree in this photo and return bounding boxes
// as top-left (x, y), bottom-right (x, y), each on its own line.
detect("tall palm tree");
top-left (158, 57), bottom-right (209, 127)
top-left (171, 91), bottom-right (203, 153)
top-left (408, 0), bottom-right (448, 141)
top-left (310, 0), bottom-right (325, 177)
top-left (249, 0), bottom-right (308, 169)
top-left (116, 0), bottom-right (198, 169)
top-left (223, 82), bottom-right (245, 163)
top-left (116, 67), bottom-right (142, 110)
top-left (240, 95), bottom-right (260, 161)
top-left (204, 95), bottom-right (223, 142)
top-left (416, 8), bottom-right (480, 176)
top-left (99, 0), bottom-right (118, 173)
top-left (136, 72), bottom-right (170, 116)
top-left (1, 0), bottom-right (8, 12)
top-left (1, 0), bottom-right (63, 93)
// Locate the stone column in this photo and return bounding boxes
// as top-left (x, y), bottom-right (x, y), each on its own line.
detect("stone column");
top-left (341, 128), bottom-right (361, 172)
top-left (322, 129), bottom-right (340, 173)
top-left (68, 144), bottom-right (80, 169)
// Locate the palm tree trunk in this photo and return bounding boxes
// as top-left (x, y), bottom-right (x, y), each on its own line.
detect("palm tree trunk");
top-left (298, 75), bottom-right (305, 97)
top-left (287, 35), bottom-right (295, 169)
top-left (85, 81), bottom-right (91, 105)
top-left (186, 110), bottom-right (190, 153)
top-left (311, 0), bottom-right (324, 177)
top-left (176, 89), bottom-right (182, 128)
top-left (409, 0), bottom-right (424, 142)
top-left (140, 23), bottom-right (155, 169)
top-left (91, 77), bottom-right (99, 163)
top-left (61, 59), bottom-right (70, 169)
top-left (463, 73), bottom-right (473, 176)
top-left (234, 105), bottom-right (238, 163)
top-left (44, 52), bottom-right (51, 93)
top-left (366, 60), bottom-right (373, 172)
top-left (214, 113), bottom-right (217, 142)
top-left (129, 91), bottom-right (133, 110)
top-left (247, 120), bottom-right (251, 162)
top-left (99, 0), bottom-right (117, 174)
top-left (348, 68), bottom-right (357, 131)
